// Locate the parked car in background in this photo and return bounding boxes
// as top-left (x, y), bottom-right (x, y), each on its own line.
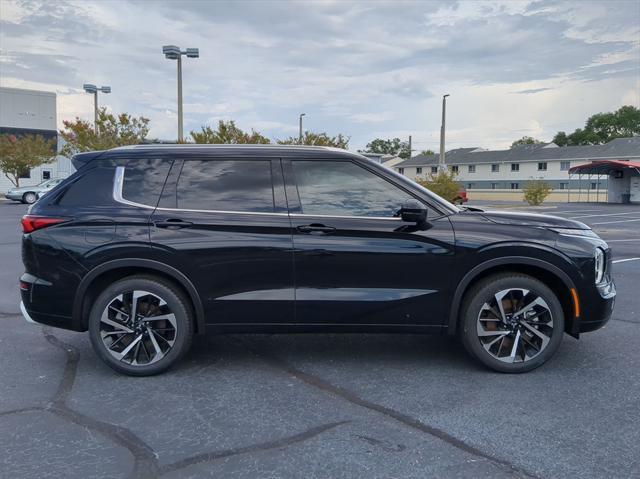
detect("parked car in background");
top-left (19, 145), bottom-right (615, 376)
top-left (5, 178), bottom-right (65, 204)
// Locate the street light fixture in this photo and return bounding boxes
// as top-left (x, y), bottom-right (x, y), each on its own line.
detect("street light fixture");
top-left (83, 83), bottom-right (111, 133)
top-left (163, 45), bottom-right (199, 141)
top-left (299, 113), bottom-right (306, 144)
top-left (439, 94), bottom-right (450, 172)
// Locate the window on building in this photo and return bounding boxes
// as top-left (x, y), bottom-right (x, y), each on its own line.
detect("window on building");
top-left (538, 162), bottom-right (547, 171)
top-left (511, 183), bottom-right (519, 189)
top-left (491, 164), bottom-right (500, 173)
top-left (19, 169), bottom-right (31, 179)
top-left (559, 182), bottom-right (568, 190)
top-left (416, 167), bottom-right (422, 174)
top-left (451, 165), bottom-right (459, 173)
top-left (560, 161), bottom-right (570, 171)
top-left (42, 170), bottom-right (51, 180)
top-left (177, 160), bottom-right (275, 212)
top-left (511, 163), bottom-right (520, 172)
top-left (431, 166), bottom-right (438, 174)
top-left (491, 183), bottom-right (498, 190)
top-left (591, 182), bottom-right (598, 190)
top-left (467, 183), bottom-right (475, 189)
top-left (398, 167), bottom-right (404, 174)
top-left (468, 165), bottom-right (476, 173)
top-left (292, 160), bottom-right (414, 217)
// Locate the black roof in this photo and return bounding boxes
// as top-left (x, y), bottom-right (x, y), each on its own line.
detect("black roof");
top-left (72, 144), bottom-right (362, 169)
top-left (395, 137), bottom-right (640, 167)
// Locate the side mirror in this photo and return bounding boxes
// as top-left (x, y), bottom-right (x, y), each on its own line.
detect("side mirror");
top-left (399, 200), bottom-right (427, 224)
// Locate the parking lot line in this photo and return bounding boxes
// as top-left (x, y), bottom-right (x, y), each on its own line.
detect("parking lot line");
top-left (552, 209), bottom-right (602, 214)
top-left (591, 218), bottom-right (640, 225)
top-left (570, 212), bottom-right (640, 219)
top-left (612, 257), bottom-right (640, 264)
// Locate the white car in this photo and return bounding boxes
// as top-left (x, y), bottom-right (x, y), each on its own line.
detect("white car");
top-left (5, 178), bottom-right (65, 204)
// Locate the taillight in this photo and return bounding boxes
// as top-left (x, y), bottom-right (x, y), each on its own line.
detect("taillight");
top-left (21, 215), bottom-right (67, 234)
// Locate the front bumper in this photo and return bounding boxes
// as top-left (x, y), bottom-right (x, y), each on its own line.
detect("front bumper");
top-left (578, 279), bottom-right (615, 333)
top-left (5, 193), bottom-right (23, 201)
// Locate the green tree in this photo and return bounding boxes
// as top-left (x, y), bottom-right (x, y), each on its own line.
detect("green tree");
top-left (0, 134), bottom-right (56, 187)
top-left (552, 105), bottom-right (640, 146)
top-left (511, 136), bottom-right (543, 148)
top-left (363, 137), bottom-right (411, 159)
top-left (419, 149), bottom-right (435, 156)
top-left (523, 180), bottom-right (552, 206)
top-left (190, 121), bottom-right (270, 144)
top-left (278, 131), bottom-right (349, 149)
top-left (59, 108), bottom-right (150, 157)
top-left (415, 169), bottom-right (461, 203)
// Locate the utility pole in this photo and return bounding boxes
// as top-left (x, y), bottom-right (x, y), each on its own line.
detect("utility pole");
top-left (299, 113), bottom-right (306, 144)
top-left (82, 84), bottom-right (110, 134)
top-left (439, 94), bottom-right (450, 171)
top-left (408, 135), bottom-right (412, 159)
top-left (163, 45), bottom-right (199, 142)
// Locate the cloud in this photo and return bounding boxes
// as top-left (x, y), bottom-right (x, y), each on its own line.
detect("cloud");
top-left (0, 0), bottom-right (638, 149)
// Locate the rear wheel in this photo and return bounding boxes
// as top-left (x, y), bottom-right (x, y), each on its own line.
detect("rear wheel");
top-left (460, 274), bottom-right (564, 373)
top-left (22, 192), bottom-right (37, 204)
top-left (88, 276), bottom-right (193, 376)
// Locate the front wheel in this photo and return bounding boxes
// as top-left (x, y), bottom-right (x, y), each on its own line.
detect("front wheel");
top-left (22, 192), bottom-right (37, 204)
top-left (88, 276), bottom-right (193, 376)
top-left (460, 274), bottom-right (564, 373)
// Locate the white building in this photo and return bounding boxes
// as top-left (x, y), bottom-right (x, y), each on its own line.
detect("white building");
top-left (0, 87), bottom-right (73, 193)
top-left (392, 138), bottom-right (640, 202)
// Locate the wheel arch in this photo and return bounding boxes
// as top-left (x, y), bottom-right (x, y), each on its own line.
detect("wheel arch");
top-left (447, 256), bottom-right (579, 337)
top-left (73, 258), bottom-right (206, 334)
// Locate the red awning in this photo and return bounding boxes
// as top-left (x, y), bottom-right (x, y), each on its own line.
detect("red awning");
top-left (569, 160), bottom-right (640, 175)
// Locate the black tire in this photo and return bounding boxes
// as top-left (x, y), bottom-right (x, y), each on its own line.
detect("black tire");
top-left (88, 275), bottom-right (193, 376)
top-left (460, 273), bottom-right (564, 373)
top-left (22, 192), bottom-right (37, 204)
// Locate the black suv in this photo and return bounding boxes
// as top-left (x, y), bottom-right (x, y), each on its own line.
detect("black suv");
top-left (20, 145), bottom-right (615, 375)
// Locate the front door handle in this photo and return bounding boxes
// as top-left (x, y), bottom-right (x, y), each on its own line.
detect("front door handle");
top-left (154, 218), bottom-right (193, 229)
top-left (297, 224), bottom-right (336, 234)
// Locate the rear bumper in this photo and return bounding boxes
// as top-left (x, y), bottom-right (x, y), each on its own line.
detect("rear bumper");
top-left (20, 273), bottom-right (82, 331)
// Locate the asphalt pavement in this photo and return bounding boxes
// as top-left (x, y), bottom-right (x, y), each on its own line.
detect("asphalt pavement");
top-left (1, 199), bottom-right (639, 478)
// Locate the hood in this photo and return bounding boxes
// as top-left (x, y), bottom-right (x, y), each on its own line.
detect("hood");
top-left (477, 210), bottom-right (590, 230)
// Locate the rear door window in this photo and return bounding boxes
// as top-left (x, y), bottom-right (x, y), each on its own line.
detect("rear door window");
top-left (176, 160), bottom-right (275, 213)
top-left (122, 158), bottom-right (172, 206)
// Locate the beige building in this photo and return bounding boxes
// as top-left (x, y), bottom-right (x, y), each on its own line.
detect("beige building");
top-left (392, 138), bottom-right (640, 202)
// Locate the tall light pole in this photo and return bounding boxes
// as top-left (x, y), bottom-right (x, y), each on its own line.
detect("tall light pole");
top-left (83, 84), bottom-right (111, 133)
top-left (299, 113), bottom-right (306, 144)
top-left (439, 94), bottom-right (450, 171)
top-left (163, 45), bottom-right (199, 142)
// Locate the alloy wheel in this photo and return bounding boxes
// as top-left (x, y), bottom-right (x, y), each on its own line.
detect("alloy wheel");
top-left (99, 290), bottom-right (177, 365)
top-left (476, 288), bottom-right (553, 363)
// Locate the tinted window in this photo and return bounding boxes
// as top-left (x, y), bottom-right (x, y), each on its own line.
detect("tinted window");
top-left (293, 160), bottom-right (414, 217)
top-left (58, 167), bottom-right (115, 206)
top-left (122, 158), bottom-right (172, 206)
top-left (177, 160), bottom-right (274, 212)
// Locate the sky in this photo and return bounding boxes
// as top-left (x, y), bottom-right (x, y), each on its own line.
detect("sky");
top-left (1, 0), bottom-right (639, 152)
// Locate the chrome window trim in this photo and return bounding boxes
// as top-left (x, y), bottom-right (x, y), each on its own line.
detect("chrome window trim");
top-left (290, 213), bottom-right (401, 221)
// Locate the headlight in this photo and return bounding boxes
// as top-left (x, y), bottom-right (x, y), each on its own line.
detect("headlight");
top-left (594, 247), bottom-right (605, 284)
top-left (550, 228), bottom-right (598, 238)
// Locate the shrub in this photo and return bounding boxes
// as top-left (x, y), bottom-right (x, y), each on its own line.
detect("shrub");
top-left (416, 169), bottom-right (461, 203)
top-left (523, 180), bottom-right (552, 205)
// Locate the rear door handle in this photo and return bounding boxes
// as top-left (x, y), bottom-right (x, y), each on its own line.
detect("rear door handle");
top-left (153, 218), bottom-right (193, 229)
top-left (297, 224), bottom-right (336, 234)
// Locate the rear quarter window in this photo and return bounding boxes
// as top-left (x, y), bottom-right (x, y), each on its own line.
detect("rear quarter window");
top-left (57, 167), bottom-right (115, 206)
